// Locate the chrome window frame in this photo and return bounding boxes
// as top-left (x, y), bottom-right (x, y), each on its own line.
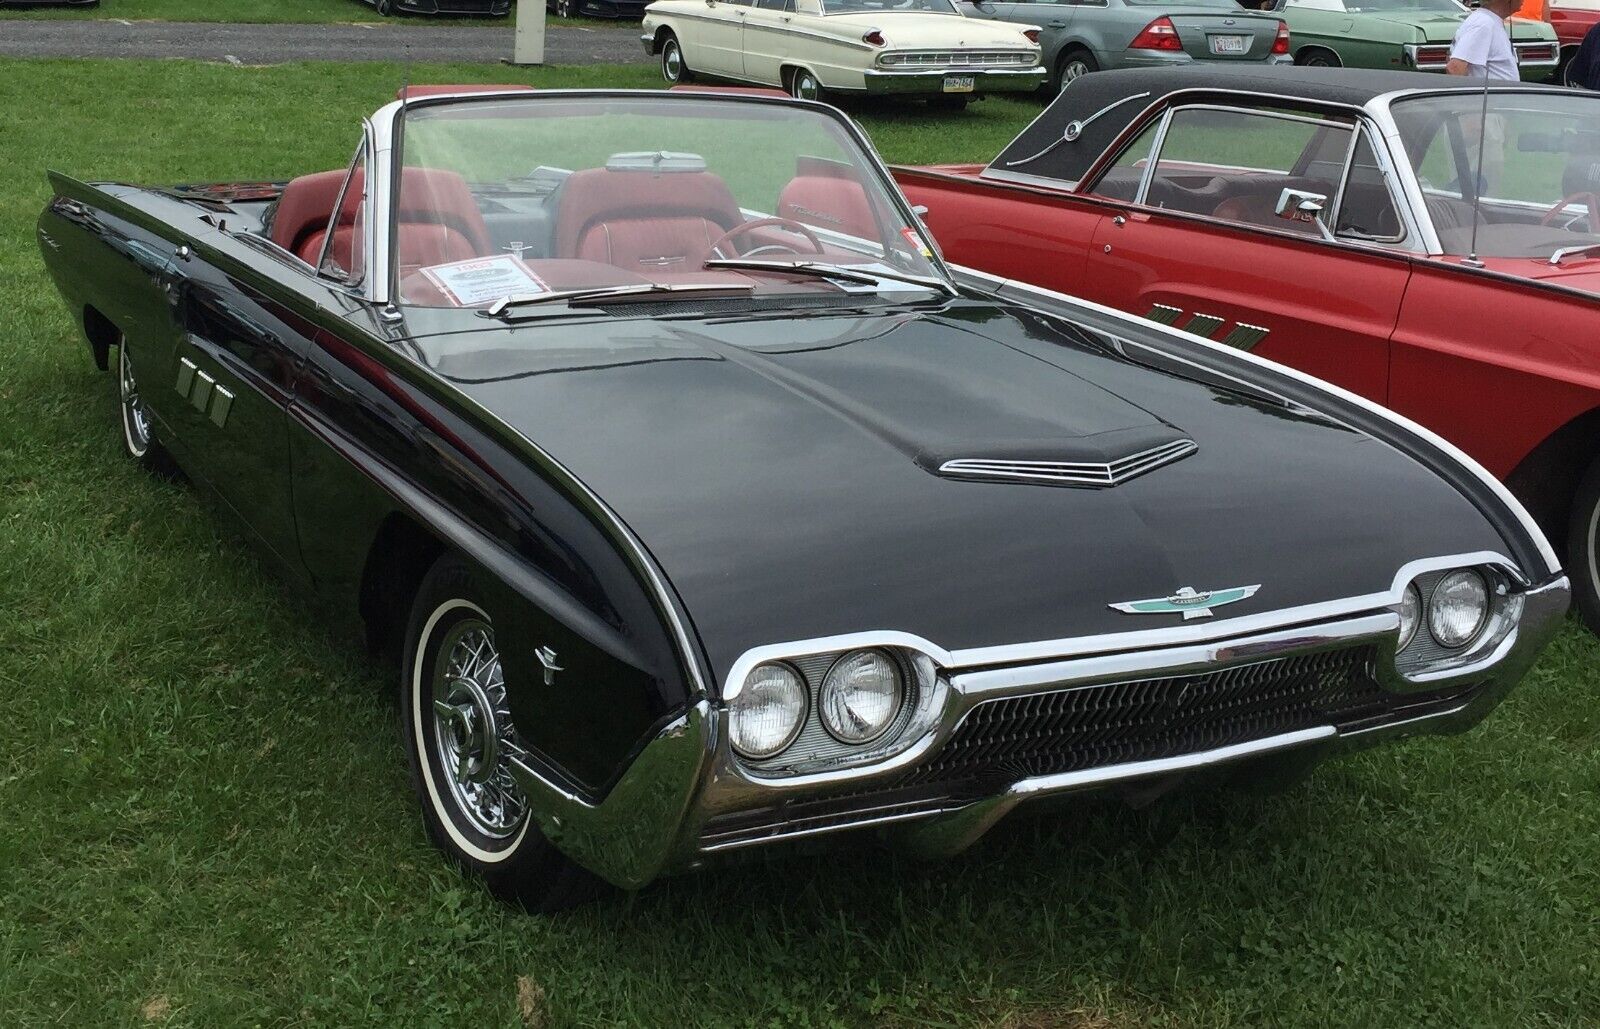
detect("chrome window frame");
top-left (1330, 123), bottom-right (1411, 247)
top-left (1133, 102), bottom-right (1357, 206)
top-left (315, 121), bottom-right (378, 291)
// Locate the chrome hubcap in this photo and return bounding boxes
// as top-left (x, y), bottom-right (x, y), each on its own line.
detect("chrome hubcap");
top-left (1062, 61), bottom-right (1088, 88)
top-left (664, 44), bottom-right (681, 80)
top-left (118, 345), bottom-right (151, 457)
top-left (796, 75), bottom-right (819, 100)
top-left (430, 620), bottom-right (527, 838)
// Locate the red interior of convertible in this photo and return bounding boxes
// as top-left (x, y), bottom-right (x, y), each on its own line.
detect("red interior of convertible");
top-left (268, 155), bottom-right (895, 304)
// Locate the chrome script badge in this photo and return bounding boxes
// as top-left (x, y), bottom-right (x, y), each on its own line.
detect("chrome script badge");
top-left (1109, 584), bottom-right (1260, 620)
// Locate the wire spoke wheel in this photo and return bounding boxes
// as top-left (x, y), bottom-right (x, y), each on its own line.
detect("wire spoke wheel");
top-left (428, 618), bottom-right (527, 839)
top-left (118, 344), bottom-right (152, 459)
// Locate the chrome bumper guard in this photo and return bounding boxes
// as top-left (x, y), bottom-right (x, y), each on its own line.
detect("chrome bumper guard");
top-left (510, 574), bottom-right (1566, 888)
top-left (862, 67), bottom-right (1046, 95)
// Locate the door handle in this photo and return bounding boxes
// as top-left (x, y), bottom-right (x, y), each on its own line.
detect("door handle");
top-left (175, 245), bottom-right (193, 262)
top-left (1048, 19), bottom-right (1067, 26)
top-left (1112, 215), bottom-right (1126, 226)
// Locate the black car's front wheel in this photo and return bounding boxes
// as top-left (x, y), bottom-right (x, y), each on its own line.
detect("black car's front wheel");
top-left (400, 554), bottom-right (597, 911)
top-left (115, 339), bottom-right (177, 477)
top-left (1565, 457), bottom-right (1600, 634)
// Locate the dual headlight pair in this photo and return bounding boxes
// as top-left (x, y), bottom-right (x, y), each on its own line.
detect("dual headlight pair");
top-left (1396, 568), bottom-right (1493, 652)
top-left (730, 649), bottom-right (904, 760)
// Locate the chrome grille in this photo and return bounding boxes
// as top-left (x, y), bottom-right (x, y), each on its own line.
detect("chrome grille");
top-left (903, 645), bottom-right (1471, 789)
top-left (938, 438), bottom-right (1196, 487)
top-left (881, 50), bottom-right (1035, 68)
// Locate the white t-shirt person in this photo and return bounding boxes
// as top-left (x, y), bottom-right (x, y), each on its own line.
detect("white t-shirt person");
top-left (1448, 6), bottom-right (1519, 81)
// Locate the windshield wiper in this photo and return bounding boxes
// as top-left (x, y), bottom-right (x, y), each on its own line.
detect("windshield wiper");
top-left (1549, 242), bottom-right (1600, 266)
top-left (482, 281), bottom-right (757, 319)
top-left (702, 258), bottom-right (957, 296)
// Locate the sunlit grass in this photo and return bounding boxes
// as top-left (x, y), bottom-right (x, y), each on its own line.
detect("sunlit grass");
top-left (0, 55), bottom-right (1597, 1027)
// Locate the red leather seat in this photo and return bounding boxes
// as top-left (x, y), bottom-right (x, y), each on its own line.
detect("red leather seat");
top-left (552, 169), bottom-right (742, 272)
top-left (271, 167), bottom-right (492, 273)
top-left (777, 175), bottom-right (878, 240)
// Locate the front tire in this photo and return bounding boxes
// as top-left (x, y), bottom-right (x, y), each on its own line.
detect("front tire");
top-left (400, 554), bottom-right (597, 911)
top-left (1564, 457), bottom-right (1600, 634)
top-left (115, 339), bottom-right (177, 477)
top-left (1295, 47), bottom-right (1339, 68)
top-left (660, 33), bottom-right (693, 84)
top-left (556, 0), bottom-right (575, 17)
top-left (375, 0), bottom-right (396, 14)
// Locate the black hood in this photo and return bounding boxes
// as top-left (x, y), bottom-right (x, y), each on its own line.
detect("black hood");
top-left (407, 298), bottom-right (1509, 681)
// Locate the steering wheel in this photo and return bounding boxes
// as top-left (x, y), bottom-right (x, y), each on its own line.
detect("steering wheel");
top-left (708, 217), bottom-right (825, 260)
top-left (1539, 192), bottom-right (1600, 230)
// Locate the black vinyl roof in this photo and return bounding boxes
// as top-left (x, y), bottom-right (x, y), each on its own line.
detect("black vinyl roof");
top-left (987, 66), bottom-right (1562, 186)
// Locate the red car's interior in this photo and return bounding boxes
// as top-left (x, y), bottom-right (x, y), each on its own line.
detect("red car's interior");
top-left (266, 156), bottom-right (888, 304)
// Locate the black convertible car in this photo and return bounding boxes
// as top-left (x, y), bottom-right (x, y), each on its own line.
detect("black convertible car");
top-left (37, 87), bottom-right (1568, 909)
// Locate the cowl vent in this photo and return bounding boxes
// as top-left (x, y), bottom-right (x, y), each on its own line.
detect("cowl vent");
top-left (936, 438), bottom-right (1197, 488)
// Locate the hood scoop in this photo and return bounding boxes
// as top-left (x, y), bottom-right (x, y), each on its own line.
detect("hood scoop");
top-left (928, 425), bottom-right (1196, 488)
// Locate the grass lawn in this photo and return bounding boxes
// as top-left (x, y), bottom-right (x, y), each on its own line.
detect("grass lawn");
top-left (0, 0), bottom-right (603, 27)
top-left (2, 55), bottom-right (1599, 1028)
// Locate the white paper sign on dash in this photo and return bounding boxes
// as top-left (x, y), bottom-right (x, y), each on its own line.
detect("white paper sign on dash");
top-left (422, 255), bottom-right (549, 307)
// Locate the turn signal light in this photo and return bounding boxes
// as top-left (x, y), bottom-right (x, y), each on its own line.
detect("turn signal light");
top-left (1023, 28), bottom-right (1041, 43)
top-left (1272, 20), bottom-right (1290, 54)
top-left (1129, 17), bottom-right (1183, 52)
top-left (862, 29), bottom-right (887, 46)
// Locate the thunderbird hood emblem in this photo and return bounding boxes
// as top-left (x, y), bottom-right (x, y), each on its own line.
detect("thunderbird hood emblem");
top-left (1110, 584), bottom-right (1260, 620)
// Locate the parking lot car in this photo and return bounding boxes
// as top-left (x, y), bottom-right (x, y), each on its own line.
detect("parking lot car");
top-left (1268, 0), bottom-right (1559, 78)
top-left (548, 0), bottom-right (647, 18)
top-left (357, 0), bottom-right (510, 15)
top-left (958, 0), bottom-right (1292, 94)
top-left (642, 0), bottom-right (1045, 105)
top-left (1545, 0), bottom-right (1600, 83)
top-left (37, 86), bottom-right (1567, 908)
top-left (895, 66), bottom-right (1600, 628)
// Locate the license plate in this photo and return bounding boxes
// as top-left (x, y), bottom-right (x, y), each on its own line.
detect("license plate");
top-left (943, 75), bottom-right (976, 93)
top-left (1208, 34), bottom-right (1247, 54)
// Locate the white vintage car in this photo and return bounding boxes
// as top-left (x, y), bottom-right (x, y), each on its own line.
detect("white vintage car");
top-left (641, 0), bottom-right (1045, 105)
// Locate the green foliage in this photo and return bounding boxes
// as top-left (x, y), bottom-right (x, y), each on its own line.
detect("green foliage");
top-left (1, 56), bottom-right (1598, 1028)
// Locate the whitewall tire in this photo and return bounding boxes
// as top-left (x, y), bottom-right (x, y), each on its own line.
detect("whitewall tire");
top-left (400, 554), bottom-right (598, 910)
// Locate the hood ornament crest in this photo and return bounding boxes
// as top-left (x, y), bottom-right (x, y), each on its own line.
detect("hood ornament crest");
top-left (1110, 584), bottom-right (1260, 620)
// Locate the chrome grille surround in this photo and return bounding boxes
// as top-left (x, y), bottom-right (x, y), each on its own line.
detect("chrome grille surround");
top-left (938, 438), bottom-right (1197, 487)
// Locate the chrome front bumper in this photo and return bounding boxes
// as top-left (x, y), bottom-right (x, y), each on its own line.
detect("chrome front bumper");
top-left (861, 67), bottom-right (1046, 95)
top-left (509, 571), bottom-right (1568, 889)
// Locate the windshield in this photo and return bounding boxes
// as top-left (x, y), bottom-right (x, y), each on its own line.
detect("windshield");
top-left (822, 0), bottom-right (958, 14)
top-left (1284, 0), bottom-right (1464, 13)
top-left (1392, 92), bottom-right (1600, 260)
top-left (391, 95), bottom-right (947, 309)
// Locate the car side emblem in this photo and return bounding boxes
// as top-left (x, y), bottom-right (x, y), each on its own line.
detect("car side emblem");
top-left (1224, 17), bottom-right (1235, 24)
top-left (535, 645), bottom-right (564, 686)
top-left (1110, 585), bottom-right (1260, 620)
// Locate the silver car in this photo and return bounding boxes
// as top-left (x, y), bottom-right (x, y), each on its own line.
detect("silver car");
top-left (960, 0), bottom-right (1292, 92)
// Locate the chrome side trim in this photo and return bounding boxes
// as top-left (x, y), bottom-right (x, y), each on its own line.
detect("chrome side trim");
top-left (952, 264), bottom-right (1562, 577)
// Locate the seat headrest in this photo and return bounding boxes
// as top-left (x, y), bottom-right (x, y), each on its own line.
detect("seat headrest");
top-left (553, 169), bottom-right (742, 259)
top-left (269, 166), bottom-right (491, 261)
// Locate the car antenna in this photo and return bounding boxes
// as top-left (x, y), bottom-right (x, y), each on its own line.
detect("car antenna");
top-left (1463, 72), bottom-right (1493, 269)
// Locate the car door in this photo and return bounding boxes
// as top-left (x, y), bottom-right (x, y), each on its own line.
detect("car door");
top-left (691, 0), bottom-right (752, 76)
top-left (1079, 103), bottom-right (1410, 401)
top-left (742, 0), bottom-right (796, 83)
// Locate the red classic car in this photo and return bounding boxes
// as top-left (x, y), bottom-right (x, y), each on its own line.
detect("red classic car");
top-left (893, 67), bottom-right (1600, 628)
top-left (1545, 0), bottom-right (1600, 84)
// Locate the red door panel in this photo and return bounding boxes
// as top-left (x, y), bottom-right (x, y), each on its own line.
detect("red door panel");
top-left (1083, 210), bottom-right (1409, 402)
top-left (899, 173), bottom-right (1105, 295)
top-left (1390, 264), bottom-right (1600, 479)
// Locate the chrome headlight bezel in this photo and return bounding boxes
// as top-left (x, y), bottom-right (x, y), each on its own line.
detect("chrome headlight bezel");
top-left (725, 645), bottom-right (944, 778)
top-left (1391, 564), bottom-right (1520, 682)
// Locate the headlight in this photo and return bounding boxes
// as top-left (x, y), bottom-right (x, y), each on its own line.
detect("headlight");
top-left (1397, 582), bottom-right (1421, 651)
top-left (730, 662), bottom-right (807, 759)
top-left (819, 649), bottom-right (903, 744)
top-left (1428, 569), bottom-right (1489, 648)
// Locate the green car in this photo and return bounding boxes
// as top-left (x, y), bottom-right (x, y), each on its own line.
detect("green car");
top-left (1268, 0), bottom-right (1560, 80)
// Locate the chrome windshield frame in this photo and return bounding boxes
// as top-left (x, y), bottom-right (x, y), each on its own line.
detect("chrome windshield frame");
top-left (365, 88), bottom-right (960, 310)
